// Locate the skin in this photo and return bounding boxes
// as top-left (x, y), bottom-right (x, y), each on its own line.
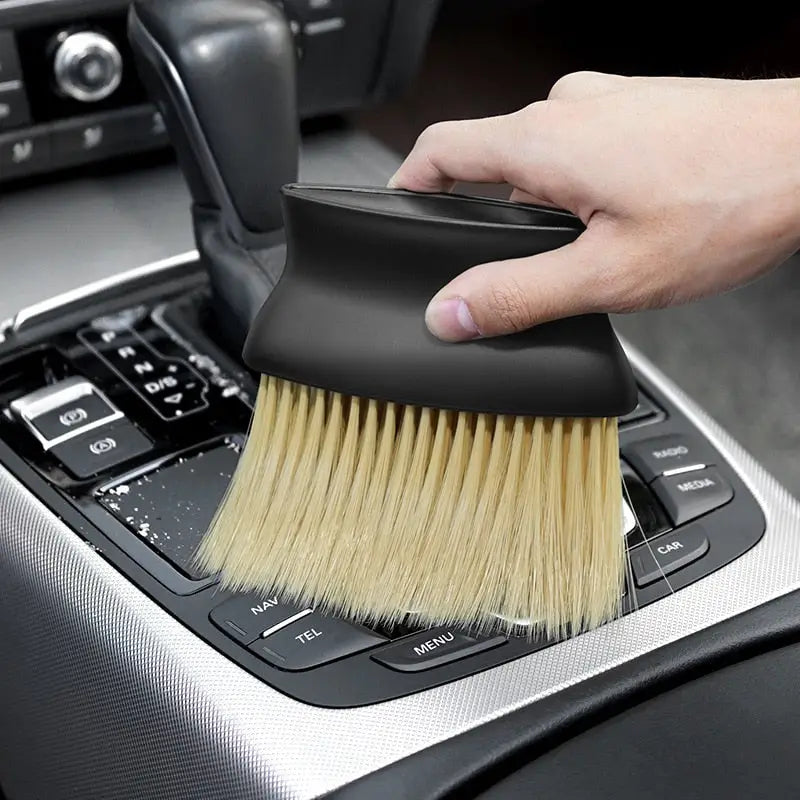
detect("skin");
top-left (388, 72), bottom-right (800, 341)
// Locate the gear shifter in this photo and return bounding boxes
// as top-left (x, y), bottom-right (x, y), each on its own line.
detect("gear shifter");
top-left (128, 0), bottom-right (299, 350)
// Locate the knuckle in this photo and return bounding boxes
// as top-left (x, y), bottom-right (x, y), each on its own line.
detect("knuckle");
top-left (415, 120), bottom-right (455, 149)
top-left (548, 71), bottom-right (596, 100)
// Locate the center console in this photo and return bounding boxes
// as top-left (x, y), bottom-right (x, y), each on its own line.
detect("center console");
top-left (1, 1), bottom-right (800, 798)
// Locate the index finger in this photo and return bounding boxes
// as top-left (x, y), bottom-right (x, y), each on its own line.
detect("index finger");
top-left (387, 112), bottom-right (525, 192)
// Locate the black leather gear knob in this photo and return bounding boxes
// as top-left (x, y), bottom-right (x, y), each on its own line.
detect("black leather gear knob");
top-left (128, 0), bottom-right (299, 241)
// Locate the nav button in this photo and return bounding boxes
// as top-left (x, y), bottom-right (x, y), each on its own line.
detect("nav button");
top-left (372, 627), bottom-right (506, 672)
top-left (210, 592), bottom-right (307, 645)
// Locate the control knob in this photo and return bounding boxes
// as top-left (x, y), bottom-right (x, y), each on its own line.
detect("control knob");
top-left (53, 31), bottom-right (123, 102)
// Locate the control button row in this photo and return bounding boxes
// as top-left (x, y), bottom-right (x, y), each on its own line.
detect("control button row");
top-left (10, 376), bottom-right (122, 448)
top-left (622, 435), bottom-right (734, 527)
top-left (630, 524), bottom-right (710, 588)
top-left (78, 326), bottom-right (208, 420)
top-left (211, 592), bottom-right (387, 671)
top-left (211, 591), bottom-right (509, 673)
top-left (0, 104), bottom-right (168, 180)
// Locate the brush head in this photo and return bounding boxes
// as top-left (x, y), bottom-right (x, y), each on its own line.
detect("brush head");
top-left (242, 185), bottom-right (638, 418)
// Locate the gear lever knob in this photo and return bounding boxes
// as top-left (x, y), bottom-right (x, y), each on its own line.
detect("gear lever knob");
top-left (128, 0), bottom-right (298, 242)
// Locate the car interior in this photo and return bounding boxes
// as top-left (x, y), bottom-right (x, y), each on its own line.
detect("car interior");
top-left (1, 1), bottom-right (800, 798)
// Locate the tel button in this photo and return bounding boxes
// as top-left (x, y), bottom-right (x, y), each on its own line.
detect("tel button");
top-left (630, 525), bottom-right (710, 587)
top-left (622, 434), bottom-right (717, 482)
top-left (371, 627), bottom-right (506, 672)
top-left (652, 467), bottom-right (734, 526)
top-left (249, 613), bottom-right (386, 670)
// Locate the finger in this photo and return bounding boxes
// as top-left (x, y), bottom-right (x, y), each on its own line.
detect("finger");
top-left (424, 227), bottom-right (628, 340)
top-left (547, 70), bottom-right (629, 101)
top-left (388, 114), bottom-right (523, 193)
top-left (509, 187), bottom-right (559, 207)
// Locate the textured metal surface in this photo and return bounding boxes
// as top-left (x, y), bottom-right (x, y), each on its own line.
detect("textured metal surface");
top-left (1, 340), bottom-right (800, 800)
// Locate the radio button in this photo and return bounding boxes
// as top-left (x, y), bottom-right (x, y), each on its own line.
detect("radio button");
top-left (0, 128), bottom-right (50, 178)
top-left (0, 86), bottom-right (31, 131)
top-left (0, 31), bottom-right (23, 82)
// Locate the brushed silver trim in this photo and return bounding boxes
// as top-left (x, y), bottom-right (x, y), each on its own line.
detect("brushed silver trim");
top-left (7, 250), bottom-right (199, 335)
top-left (1, 339), bottom-right (800, 799)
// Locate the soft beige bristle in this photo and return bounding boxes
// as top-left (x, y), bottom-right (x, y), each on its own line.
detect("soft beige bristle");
top-left (196, 375), bottom-right (625, 638)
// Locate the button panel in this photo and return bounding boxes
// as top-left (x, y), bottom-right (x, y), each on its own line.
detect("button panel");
top-left (51, 419), bottom-right (152, 479)
top-left (249, 612), bottom-right (387, 671)
top-left (652, 468), bottom-right (734, 526)
top-left (372, 627), bottom-right (507, 672)
top-left (622, 434), bottom-right (717, 483)
top-left (0, 104), bottom-right (169, 182)
top-left (78, 326), bottom-right (209, 420)
top-left (630, 524), bottom-right (711, 587)
top-left (0, 292), bottom-right (767, 707)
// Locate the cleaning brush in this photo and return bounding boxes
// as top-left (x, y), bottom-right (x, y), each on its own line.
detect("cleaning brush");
top-left (196, 185), bottom-right (637, 638)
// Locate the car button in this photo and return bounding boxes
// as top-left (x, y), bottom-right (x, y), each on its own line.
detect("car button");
top-left (210, 592), bottom-right (309, 645)
top-left (630, 524), bottom-right (710, 587)
top-left (51, 420), bottom-right (152, 479)
top-left (249, 613), bottom-right (386, 670)
top-left (622, 434), bottom-right (716, 482)
top-left (0, 85), bottom-right (30, 130)
top-left (51, 111), bottom-right (133, 161)
top-left (0, 31), bottom-right (22, 82)
top-left (0, 127), bottom-right (50, 178)
top-left (371, 626), bottom-right (506, 672)
top-left (652, 467), bottom-right (734, 526)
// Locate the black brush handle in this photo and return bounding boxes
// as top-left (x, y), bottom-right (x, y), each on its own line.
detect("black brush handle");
top-left (128, 0), bottom-right (298, 241)
top-left (243, 185), bottom-right (638, 418)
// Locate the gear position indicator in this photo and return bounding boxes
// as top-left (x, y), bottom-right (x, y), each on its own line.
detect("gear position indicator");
top-left (78, 326), bottom-right (210, 421)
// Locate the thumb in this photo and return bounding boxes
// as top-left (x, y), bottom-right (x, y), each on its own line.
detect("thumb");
top-left (425, 227), bottom-right (626, 340)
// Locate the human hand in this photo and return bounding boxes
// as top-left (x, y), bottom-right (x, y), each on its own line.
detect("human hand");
top-left (388, 73), bottom-right (800, 341)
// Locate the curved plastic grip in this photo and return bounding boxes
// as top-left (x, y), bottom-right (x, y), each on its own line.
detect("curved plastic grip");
top-left (128, 0), bottom-right (298, 238)
top-left (243, 186), bottom-right (638, 418)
